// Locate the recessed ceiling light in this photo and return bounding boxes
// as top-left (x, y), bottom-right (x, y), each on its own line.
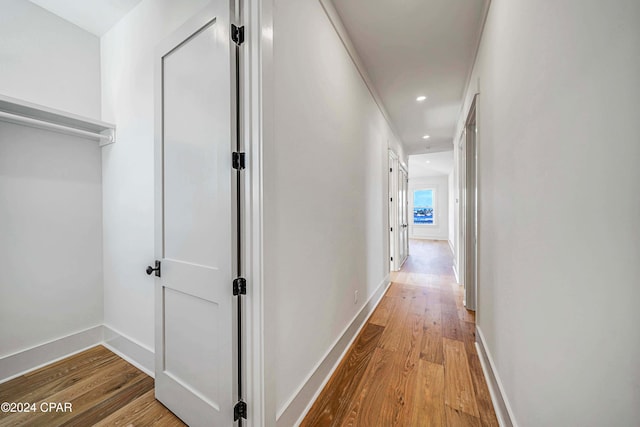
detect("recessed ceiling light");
top-left (416, 95), bottom-right (427, 102)
top-left (426, 161), bottom-right (431, 164)
top-left (422, 135), bottom-right (430, 139)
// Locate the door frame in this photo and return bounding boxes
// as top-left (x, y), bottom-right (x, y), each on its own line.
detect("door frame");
top-left (459, 94), bottom-right (479, 311)
top-left (388, 150), bottom-right (397, 271)
top-left (398, 164), bottom-right (409, 267)
top-left (245, 0), bottom-right (269, 425)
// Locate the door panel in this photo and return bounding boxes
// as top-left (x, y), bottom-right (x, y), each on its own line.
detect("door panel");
top-left (398, 168), bottom-right (408, 265)
top-left (155, 2), bottom-right (234, 426)
top-left (164, 287), bottom-right (220, 406)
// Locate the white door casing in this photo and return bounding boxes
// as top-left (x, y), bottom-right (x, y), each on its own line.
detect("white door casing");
top-left (388, 150), bottom-right (408, 271)
top-left (388, 150), bottom-right (397, 271)
top-left (462, 94), bottom-right (478, 311)
top-left (153, 2), bottom-right (236, 425)
top-left (399, 167), bottom-right (409, 265)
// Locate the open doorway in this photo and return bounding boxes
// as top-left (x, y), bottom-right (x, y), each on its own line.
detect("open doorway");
top-left (459, 94), bottom-right (478, 311)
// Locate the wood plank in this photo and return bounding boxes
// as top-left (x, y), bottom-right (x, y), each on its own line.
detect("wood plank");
top-left (410, 360), bottom-right (445, 427)
top-left (92, 390), bottom-right (186, 427)
top-left (409, 295), bottom-right (427, 316)
top-left (377, 294), bottom-right (411, 352)
top-left (369, 296), bottom-right (397, 327)
top-left (445, 406), bottom-right (481, 427)
top-left (441, 309), bottom-right (463, 341)
top-left (458, 306), bottom-right (476, 323)
top-left (339, 347), bottom-right (394, 426)
top-left (0, 346), bottom-right (117, 402)
top-left (383, 310), bottom-right (424, 425)
top-left (467, 353), bottom-right (500, 427)
top-left (462, 321), bottom-right (477, 356)
top-left (0, 358), bottom-right (144, 426)
top-left (423, 296), bottom-right (442, 335)
top-left (22, 346), bottom-right (111, 377)
top-left (387, 283), bottom-right (420, 298)
top-left (439, 289), bottom-right (459, 313)
top-left (443, 338), bottom-right (480, 418)
top-left (301, 323), bottom-right (384, 427)
top-left (60, 375), bottom-right (154, 426)
top-left (0, 353), bottom-right (122, 405)
top-left (420, 331), bottom-right (443, 365)
top-left (0, 346), bottom-right (187, 427)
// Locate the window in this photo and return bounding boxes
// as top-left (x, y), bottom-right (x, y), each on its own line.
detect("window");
top-left (413, 189), bottom-right (435, 224)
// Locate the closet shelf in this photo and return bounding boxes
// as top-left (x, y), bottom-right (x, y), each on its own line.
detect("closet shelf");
top-left (0, 94), bottom-right (116, 146)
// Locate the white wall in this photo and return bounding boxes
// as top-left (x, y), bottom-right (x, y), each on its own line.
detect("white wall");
top-left (0, 123), bottom-right (103, 358)
top-left (266, 0), bottom-right (405, 419)
top-left (0, 2), bottom-right (103, 359)
top-left (456, 0), bottom-right (640, 425)
top-left (409, 175), bottom-right (449, 240)
top-left (101, 0), bottom-right (210, 352)
top-left (0, 0), bottom-right (101, 118)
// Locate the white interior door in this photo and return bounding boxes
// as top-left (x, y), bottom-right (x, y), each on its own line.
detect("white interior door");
top-left (462, 95), bottom-right (478, 311)
top-left (398, 167), bottom-right (408, 265)
top-left (402, 169), bottom-right (409, 261)
top-left (389, 151), bottom-right (399, 271)
top-left (153, 3), bottom-right (235, 426)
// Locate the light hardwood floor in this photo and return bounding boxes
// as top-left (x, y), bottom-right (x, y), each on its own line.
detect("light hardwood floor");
top-left (0, 345), bottom-right (185, 427)
top-left (301, 239), bottom-right (499, 426)
top-left (0, 240), bottom-right (496, 426)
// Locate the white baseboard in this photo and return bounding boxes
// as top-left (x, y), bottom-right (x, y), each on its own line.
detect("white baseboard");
top-left (102, 325), bottom-right (155, 377)
top-left (0, 325), bottom-right (103, 384)
top-left (0, 324), bottom-right (155, 384)
top-left (409, 236), bottom-right (448, 241)
top-left (475, 326), bottom-right (518, 427)
top-left (276, 275), bottom-right (391, 427)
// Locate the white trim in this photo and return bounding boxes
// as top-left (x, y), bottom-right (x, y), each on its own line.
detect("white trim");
top-left (448, 238), bottom-right (460, 283)
top-left (0, 325), bottom-right (103, 384)
top-left (409, 236), bottom-right (448, 241)
top-left (102, 324), bottom-right (155, 377)
top-left (457, 0), bottom-right (491, 130)
top-left (0, 325), bottom-right (156, 384)
top-left (276, 275), bottom-right (391, 426)
top-left (248, 0), bottom-right (272, 424)
top-left (317, 0), bottom-right (404, 149)
top-left (475, 326), bottom-right (518, 427)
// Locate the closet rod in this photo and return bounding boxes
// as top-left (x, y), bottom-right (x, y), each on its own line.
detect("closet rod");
top-left (0, 111), bottom-right (114, 144)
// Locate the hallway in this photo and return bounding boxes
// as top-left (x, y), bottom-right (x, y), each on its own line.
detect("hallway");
top-left (301, 239), bottom-right (498, 426)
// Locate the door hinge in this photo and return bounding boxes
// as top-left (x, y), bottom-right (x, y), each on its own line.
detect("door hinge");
top-left (231, 24), bottom-right (245, 46)
top-left (234, 400), bottom-right (247, 421)
top-left (233, 277), bottom-right (247, 296)
top-left (390, 168), bottom-right (393, 172)
top-left (390, 257), bottom-right (393, 261)
top-left (390, 227), bottom-right (393, 232)
top-left (145, 260), bottom-right (161, 277)
top-left (232, 152), bottom-right (245, 170)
